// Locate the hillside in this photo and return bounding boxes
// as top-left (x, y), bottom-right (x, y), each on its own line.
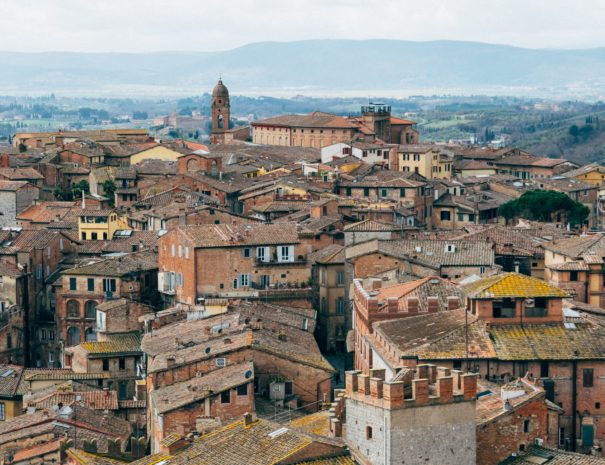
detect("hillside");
top-left (4, 40), bottom-right (605, 97)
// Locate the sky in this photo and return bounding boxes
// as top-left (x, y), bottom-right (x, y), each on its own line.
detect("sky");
top-left (3, 0), bottom-right (605, 52)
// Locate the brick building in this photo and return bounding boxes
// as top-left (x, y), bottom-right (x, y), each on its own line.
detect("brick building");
top-left (57, 251), bottom-right (157, 350)
top-left (158, 223), bottom-right (311, 305)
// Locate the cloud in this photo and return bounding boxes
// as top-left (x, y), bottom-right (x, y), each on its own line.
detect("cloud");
top-left (1, 0), bottom-right (605, 52)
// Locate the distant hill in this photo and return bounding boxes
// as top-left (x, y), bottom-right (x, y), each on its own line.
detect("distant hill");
top-left (3, 40), bottom-right (605, 97)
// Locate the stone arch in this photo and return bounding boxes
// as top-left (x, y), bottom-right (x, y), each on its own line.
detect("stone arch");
top-left (67, 327), bottom-right (81, 346)
top-left (66, 300), bottom-right (80, 319)
top-left (84, 301), bottom-right (97, 319)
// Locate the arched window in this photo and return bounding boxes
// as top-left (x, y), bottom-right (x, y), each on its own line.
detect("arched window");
top-left (217, 114), bottom-right (223, 129)
top-left (85, 327), bottom-right (97, 342)
top-left (187, 158), bottom-right (199, 172)
top-left (66, 300), bottom-right (80, 319)
top-left (66, 327), bottom-right (81, 346)
top-left (84, 301), bottom-right (97, 320)
top-left (211, 160), bottom-right (218, 177)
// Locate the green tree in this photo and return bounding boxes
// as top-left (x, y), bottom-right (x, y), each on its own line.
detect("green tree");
top-left (499, 190), bottom-right (590, 227)
top-left (102, 179), bottom-right (117, 206)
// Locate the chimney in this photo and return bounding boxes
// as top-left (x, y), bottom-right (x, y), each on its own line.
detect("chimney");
top-left (447, 296), bottom-right (460, 310)
top-left (81, 189), bottom-right (86, 209)
top-left (243, 412), bottom-right (253, 427)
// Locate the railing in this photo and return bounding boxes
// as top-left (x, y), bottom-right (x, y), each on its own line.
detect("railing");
top-left (255, 257), bottom-right (307, 267)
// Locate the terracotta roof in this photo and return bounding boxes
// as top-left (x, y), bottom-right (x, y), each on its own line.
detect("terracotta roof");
top-left (500, 446), bottom-right (605, 464)
top-left (561, 162), bottom-right (605, 179)
top-left (308, 244), bottom-right (345, 264)
top-left (547, 261), bottom-right (590, 271)
top-left (462, 272), bottom-right (568, 299)
top-left (0, 365), bottom-right (24, 397)
top-left (12, 439), bottom-right (63, 463)
top-left (289, 410), bottom-right (332, 437)
top-left (175, 223), bottom-right (300, 247)
top-left (0, 180), bottom-right (31, 191)
top-left (476, 379), bottom-right (544, 425)
top-left (78, 333), bottom-right (142, 356)
top-left (390, 116), bottom-right (416, 125)
top-left (63, 250), bottom-right (157, 277)
top-left (252, 111), bottom-right (358, 129)
top-left (150, 362), bottom-right (253, 414)
top-left (66, 448), bottom-right (127, 465)
top-left (374, 276), bottom-right (465, 312)
top-left (27, 390), bottom-right (119, 411)
top-left (22, 369), bottom-right (111, 382)
top-left (129, 418), bottom-right (346, 465)
top-left (375, 239), bottom-right (495, 268)
top-left (344, 219), bottom-right (400, 232)
top-left (541, 234), bottom-right (605, 258)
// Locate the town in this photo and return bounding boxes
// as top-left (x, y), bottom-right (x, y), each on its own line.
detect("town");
top-left (0, 76), bottom-right (605, 465)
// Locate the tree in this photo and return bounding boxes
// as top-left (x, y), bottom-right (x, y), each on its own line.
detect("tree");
top-left (499, 190), bottom-right (590, 227)
top-left (102, 180), bottom-right (117, 206)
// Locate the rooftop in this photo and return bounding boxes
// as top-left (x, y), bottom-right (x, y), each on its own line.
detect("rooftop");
top-left (462, 272), bottom-right (568, 299)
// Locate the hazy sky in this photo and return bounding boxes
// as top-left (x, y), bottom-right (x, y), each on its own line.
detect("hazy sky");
top-left (4, 0), bottom-right (605, 52)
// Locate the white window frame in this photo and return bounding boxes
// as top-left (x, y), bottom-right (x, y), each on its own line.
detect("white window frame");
top-left (256, 246), bottom-right (269, 262)
top-left (278, 245), bottom-right (294, 263)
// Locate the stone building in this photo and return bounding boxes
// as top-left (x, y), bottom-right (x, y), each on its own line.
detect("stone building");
top-left (334, 366), bottom-right (478, 465)
top-left (0, 181), bottom-right (39, 228)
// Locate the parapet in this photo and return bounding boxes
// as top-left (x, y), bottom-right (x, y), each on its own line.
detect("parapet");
top-left (345, 364), bottom-right (478, 410)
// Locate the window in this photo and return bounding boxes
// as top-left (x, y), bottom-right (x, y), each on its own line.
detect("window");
top-left (84, 301), bottom-right (97, 319)
top-left (468, 214), bottom-right (475, 222)
top-left (243, 248), bottom-right (251, 258)
top-left (399, 188), bottom-right (405, 198)
top-left (345, 187), bottom-right (352, 197)
top-left (523, 420), bottom-right (530, 433)
top-left (178, 245), bottom-right (182, 257)
top-left (414, 154), bottom-right (420, 161)
top-left (87, 278), bottom-right (94, 292)
top-left (185, 247), bottom-right (190, 259)
top-left (302, 318), bottom-right (309, 331)
top-left (380, 189), bottom-right (387, 198)
top-left (118, 381), bottom-right (128, 400)
top-left (102, 358), bottom-right (109, 371)
top-left (171, 244), bottom-right (175, 257)
top-left (336, 271), bottom-right (345, 285)
top-left (237, 384), bottom-right (248, 396)
top-left (81, 232), bottom-right (87, 240)
top-left (69, 277), bottom-right (77, 291)
top-left (570, 271), bottom-right (578, 282)
top-left (221, 390), bottom-right (231, 404)
top-left (257, 247), bottom-right (269, 262)
top-left (493, 298), bottom-right (516, 318)
top-left (336, 298), bottom-right (346, 314)
top-left (366, 426), bottom-right (373, 439)
top-left (525, 297), bottom-right (548, 318)
top-left (119, 356), bottom-right (126, 370)
top-left (457, 212), bottom-right (464, 222)
top-left (102, 278), bottom-right (117, 293)
top-left (540, 361), bottom-right (549, 378)
top-left (583, 368), bottom-right (594, 388)
top-left (0, 402), bottom-right (5, 421)
top-left (363, 187), bottom-right (370, 197)
top-left (40, 329), bottom-right (47, 341)
top-left (239, 274), bottom-right (250, 287)
top-left (440, 211), bottom-right (451, 221)
top-left (66, 300), bottom-right (80, 319)
top-left (279, 245), bottom-right (294, 263)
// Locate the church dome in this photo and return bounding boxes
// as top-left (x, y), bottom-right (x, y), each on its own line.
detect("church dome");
top-left (212, 79), bottom-right (229, 99)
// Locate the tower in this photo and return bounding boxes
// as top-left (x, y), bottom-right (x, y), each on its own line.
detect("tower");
top-left (210, 78), bottom-right (230, 144)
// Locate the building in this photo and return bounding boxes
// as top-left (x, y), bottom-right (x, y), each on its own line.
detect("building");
top-left (157, 223), bottom-right (311, 305)
top-left (210, 79), bottom-right (231, 145)
top-left (352, 276), bottom-right (465, 376)
top-left (542, 235), bottom-right (605, 306)
top-left (0, 181), bottom-right (39, 228)
top-left (334, 366), bottom-right (478, 465)
top-left (56, 251), bottom-right (157, 349)
top-left (561, 162), bottom-right (605, 187)
top-left (77, 208), bottom-right (129, 241)
top-left (309, 245), bottom-right (346, 354)
top-left (392, 144), bottom-right (453, 179)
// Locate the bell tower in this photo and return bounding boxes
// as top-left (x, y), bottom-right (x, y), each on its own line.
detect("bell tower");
top-left (211, 78), bottom-right (230, 144)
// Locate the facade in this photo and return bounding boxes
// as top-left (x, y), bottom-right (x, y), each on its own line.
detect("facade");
top-left (0, 181), bottom-right (39, 228)
top-left (77, 209), bottom-right (129, 241)
top-left (157, 223), bottom-right (311, 305)
top-left (393, 145), bottom-right (452, 179)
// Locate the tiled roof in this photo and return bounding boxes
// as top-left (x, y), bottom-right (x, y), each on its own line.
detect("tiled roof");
top-left (344, 219), bottom-right (399, 232)
top-left (500, 446), bottom-right (605, 464)
top-left (27, 390), bottom-right (119, 410)
top-left (129, 418), bottom-right (345, 465)
top-left (374, 276), bottom-right (465, 312)
top-left (289, 410), bottom-right (331, 437)
top-left (12, 439), bottom-right (63, 463)
top-left (150, 362), bottom-right (253, 414)
top-left (0, 167), bottom-right (44, 180)
top-left (454, 224), bottom-right (545, 257)
top-left (176, 223), bottom-right (300, 247)
top-left (308, 244), bottom-right (345, 264)
top-left (64, 251), bottom-right (157, 276)
top-left (0, 180), bottom-right (30, 190)
top-left (252, 111), bottom-right (358, 129)
top-left (462, 272), bottom-right (568, 299)
top-left (476, 378), bottom-right (544, 425)
top-left (375, 239), bottom-right (495, 268)
top-left (0, 261), bottom-right (23, 277)
top-left (66, 448), bottom-right (127, 465)
top-left (561, 162), bottom-right (605, 178)
top-left (295, 458), bottom-right (356, 465)
top-left (547, 261), bottom-right (590, 271)
top-left (541, 234), bottom-right (605, 258)
top-left (79, 333), bottom-right (142, 355)
top-left (22, 369), bottom-right (111, 382)
top-left (0, 365), bottom-right (24, 397)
